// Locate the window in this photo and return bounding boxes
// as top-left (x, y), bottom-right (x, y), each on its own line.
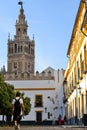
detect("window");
top-left (14, 62), bottom-right (17, 69)
top-left (15, 44), bottom-right (17, 53)
top-left (48, 112), bottom-right (50, 119)
top-left (18, 28), bottom-right (20, 32)
top-left (8, 63), bottom-right (12, 72)
top-left (21, 46), bottom-right (23, 52)
top-left (18, 28), bottom-right (20, 35)
top-left (23, 29), bottom-right (26, 34)
top-left (82, 61), bottom-right (84, 73)
top-left (35, 95), bottom-right (43, 107)
top-left (84, 45), bottom-right (87, 71)
top-left (80, 54), bottom-right (82, 78)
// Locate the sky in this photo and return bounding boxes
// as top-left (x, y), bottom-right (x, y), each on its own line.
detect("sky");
top-left (0, 0), bottom-right (80, 72)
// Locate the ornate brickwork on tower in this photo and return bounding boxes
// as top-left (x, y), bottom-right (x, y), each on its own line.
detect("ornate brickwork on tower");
top-left (5, 2), bottom-right (35, 80)
top-left (5, 2), bottom-right (55, 81)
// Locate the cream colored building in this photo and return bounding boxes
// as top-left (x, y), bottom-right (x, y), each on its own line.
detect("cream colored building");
top-left (64, 0), bottom-right (87, 125)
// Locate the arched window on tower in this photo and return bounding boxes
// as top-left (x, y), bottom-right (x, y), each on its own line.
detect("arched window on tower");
top-left (23, 29), bottom-right (26, 34)
top-left (12, 47), bottom-right (13, 53)
top-left (8, 47), bottom-right (11, 54)
top-left (29, 44), bottom-right (30, 54)
top-left (18, 28), bottom-right (20, 35)
top-left (31, 49), bottom-right (34, 55)
top-left (21, 46), bottom-right (23, 52)
top-left (18, 46), bottom-right (20, 53)
top-left (15, 44), bottom-right (17, 53)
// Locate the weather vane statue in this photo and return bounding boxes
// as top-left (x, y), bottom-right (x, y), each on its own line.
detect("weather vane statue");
top-left (18, 0), bottom-right (23, 8)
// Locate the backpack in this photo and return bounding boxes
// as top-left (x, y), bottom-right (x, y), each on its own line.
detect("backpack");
top-left (14, 98), bottom-right (21, 113)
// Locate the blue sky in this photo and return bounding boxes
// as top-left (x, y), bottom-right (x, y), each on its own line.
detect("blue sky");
top-left (0, 0), bottom-right (80, 72)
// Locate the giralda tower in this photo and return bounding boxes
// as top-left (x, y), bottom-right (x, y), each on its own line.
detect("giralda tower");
top-left (6, 1), bottom-right (35, 80)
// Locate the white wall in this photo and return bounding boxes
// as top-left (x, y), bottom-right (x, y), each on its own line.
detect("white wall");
top-left (6, 68), bottom-right (65, 121)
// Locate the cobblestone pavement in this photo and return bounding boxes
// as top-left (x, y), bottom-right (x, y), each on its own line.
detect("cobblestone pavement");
top-left (0, 126), bottom-right (87, 130)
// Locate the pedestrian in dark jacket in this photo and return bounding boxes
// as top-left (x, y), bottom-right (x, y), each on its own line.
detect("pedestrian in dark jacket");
top-left (12, 91), bottom-right (24, 130)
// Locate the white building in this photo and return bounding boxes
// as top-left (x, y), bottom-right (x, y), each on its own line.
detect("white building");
top-left (6, 67), bottom-right (65, 124)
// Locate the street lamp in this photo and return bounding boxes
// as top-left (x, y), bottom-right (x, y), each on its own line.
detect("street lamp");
top-left (78, 85), bottom-right (81, 94)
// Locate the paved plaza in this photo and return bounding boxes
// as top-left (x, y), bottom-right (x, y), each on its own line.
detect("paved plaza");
top-left (0, 126), bottom-right (87, 130)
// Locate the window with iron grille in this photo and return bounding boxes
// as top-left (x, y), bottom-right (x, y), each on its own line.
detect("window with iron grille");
top-left (35, 95), bottom-right (43, 107)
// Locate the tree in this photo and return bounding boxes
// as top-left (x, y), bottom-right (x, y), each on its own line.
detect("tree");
top-left (0, 73), bottom-right (31, 124)
top-left (0, 73), bottom-right (15, 125)
top-left (23, 97), bottom-right (31, 115)
top-left (0, 65), bottom-right (6, 75)
top-left (18, 92), bottom-right (31, 116)
top-left (0, 73), bottom-right (4, 82)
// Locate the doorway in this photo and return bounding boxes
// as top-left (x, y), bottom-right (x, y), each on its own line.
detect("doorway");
top-left (36, 111), bottom-right (42, 122)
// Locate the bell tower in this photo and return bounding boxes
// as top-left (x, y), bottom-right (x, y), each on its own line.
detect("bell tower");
top-left (6, 1), bottom-right (35, 80)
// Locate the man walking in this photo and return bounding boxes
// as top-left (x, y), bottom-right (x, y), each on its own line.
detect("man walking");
top-left (12, 91), bottom-right (24, 130)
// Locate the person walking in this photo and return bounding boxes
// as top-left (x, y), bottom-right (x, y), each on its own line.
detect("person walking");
top-left (12, 91), bottom-right (24, 130)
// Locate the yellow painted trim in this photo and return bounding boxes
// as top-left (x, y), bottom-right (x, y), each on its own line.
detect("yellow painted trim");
top-left (15, 88), bottom-right (55, 91)
top-left (35, 110), bottom-right (43, 112)
top-left (35, 94), bottom-right (43, 107)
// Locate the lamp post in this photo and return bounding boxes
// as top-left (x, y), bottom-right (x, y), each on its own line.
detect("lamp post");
top-left (78, 85), bottom-right (81, 94)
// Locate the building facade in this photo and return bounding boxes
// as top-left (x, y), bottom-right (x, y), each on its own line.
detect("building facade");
top-left (64, 0), bottom-right (87, 125)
